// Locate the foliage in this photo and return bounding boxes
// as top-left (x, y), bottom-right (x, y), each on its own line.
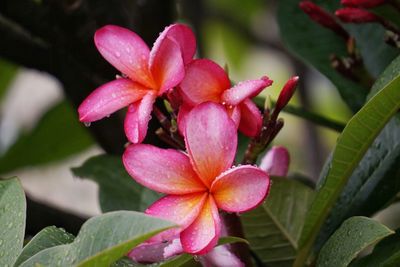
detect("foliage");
top-left (0, 178), bottom-right (26, 267)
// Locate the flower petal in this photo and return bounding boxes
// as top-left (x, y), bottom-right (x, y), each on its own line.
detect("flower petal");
top-left (259, 146), bottom-right (290, 177)
top-left (211, 165), bottom-right (270, 212)
top-left (177, 104), bottom-right (191, 135)
top-left (124, 92), bottom-right (156, 144)
top-left (146, 193), bottom-right (207, 241)
top-left (163, 238), bottom-right (184, 259)
top-left (94, 25), bottom-right (154, 88)
top-left (150, 24), bottom-right (196, 65)
top-left (180, 195), bottom-right (221, 255)
top-left (150, 37), bottom-right (185, 95)
top-left (78, 78), bottom-right (147, 122)
top-left (201, 245), bottom-right (244, 267)
top-left (222, 76), bottom-right (272, 106)
top-left (238, 99), bottom-right (262, 137)
top-left (179, 59), bottom-right (230, 106)
top-left (185, 102), bottom-right (237, 187)
top-left (128, 241), bottom-right (169, 263)
top-left (226, 105), bottom-right (241, 129)
top-left (123, 144), bottom-right (206, 194)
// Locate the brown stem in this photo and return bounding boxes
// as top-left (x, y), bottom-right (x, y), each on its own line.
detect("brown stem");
top-left (152, 106), bottom-right (185, 150)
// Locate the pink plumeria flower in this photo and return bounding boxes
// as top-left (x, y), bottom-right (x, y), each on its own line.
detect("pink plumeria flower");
top-left (123, 102), bottom-right (270, 254)
top-left (259, 146), bottom-right (290, 177)
top-left (177, 59), bottom-right (273, 137)
top-left (78, 24), bottom-right (196, 143)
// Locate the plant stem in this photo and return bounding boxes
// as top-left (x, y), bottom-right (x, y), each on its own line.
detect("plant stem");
top-left (254, 97), bottom-right (346, 132)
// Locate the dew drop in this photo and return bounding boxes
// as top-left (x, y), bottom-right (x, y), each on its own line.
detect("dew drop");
top-left (84, 122), bottom-right (91, 127)
top-left (115, 52), bottom-right (121, 58)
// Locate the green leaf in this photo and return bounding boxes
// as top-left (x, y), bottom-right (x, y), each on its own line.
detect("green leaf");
top-left (316, 55), bottom-right (400, 251)
top-left (277, 0), bottom-right (367, 112)
top-left (345, 24), bottom-right (399, 78)
top-left (72, 155), bottom-right (160, 213)
top-left (241, 177), bottom-right (314, 267)
top-left (15, 226), bottom-right (75, 266)
top-left (0, 177), bottom-right (26, 267)
top-left (0, 101), bottom-right (93, 174)
top-left (317, 217), bottom-right (394, 267)
top-left (158, 254), bottom-right (193, 267)
top-left (296, 58), bottom-right (400, 266)
top-left (19, 211), bottom-right (175, 267)
top-left (350, 229), bottom-right (400, 267)
top-left (0, 58), bottom-right (18, 101)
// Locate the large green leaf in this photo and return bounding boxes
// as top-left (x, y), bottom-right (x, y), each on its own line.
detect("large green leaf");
top-left (317, 217), bottom-right (393, 267)
top-left (72, 155), bottom-right (160, 213)
top-left (277, 0), bottom-right (367, 112)
top-left (0, 101), bottom-right (93, 174)
top-left (0, 177), bottom-right (26, 267)
top-left (316, 55), bottom-right (400, 251)
top-left (241, 177), bottom-right (314, 267)
top-left (350, 229), bottom-right (400, 267)
top-left (14, 226), bottom-right (75, 266)
top-left (296, 57), bottom-right (400, 266)
top-left (19, 211), bottom-right (175, 267)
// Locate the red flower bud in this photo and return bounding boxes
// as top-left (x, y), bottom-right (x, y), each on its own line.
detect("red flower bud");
top-left (335, 8), bottom-right (379, 23)
top-left (272, 76), bottom-right (299, 119)
top-left (299, 1), bottom-right (349, 39)
top-left (341, 0), bottom-right (386, 8)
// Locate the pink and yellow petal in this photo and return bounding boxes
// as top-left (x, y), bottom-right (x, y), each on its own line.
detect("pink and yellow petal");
top-left (238, 99), bottom-right (262, 137)
top-left (222, 76), bottom-right (272, 106)
top-left (124, 92), bottom-right (156, 144)
top-left (146, 193), bottom-right (208, 241)
top-left (123, 144), bottom-right (206, 194)
top-left (180, 195), bottom-right (221, 255)
top-left (211, 166), bottom-right (270, 213)
top-left (185, 102), bottom-right (237, 187)
top-left (78, 78), bottom-right (148, 122)
top-left (150, 24), bottom-right (196, 66)
top-left (179, 59), bottom-right (230, 106)
top-left (150, 37), bottom-right (185, 95)
top-left (94, 25), bottom-right (154, 88)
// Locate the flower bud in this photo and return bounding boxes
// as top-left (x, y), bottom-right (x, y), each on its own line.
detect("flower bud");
top-left (274, 76), bottom-right (299, 115)
top-left (335, 8), bottom-right (379, 23)
top-left (341, 0), bottom-right (386, 8)
top-left (299, 1), bottom-right (349, 39)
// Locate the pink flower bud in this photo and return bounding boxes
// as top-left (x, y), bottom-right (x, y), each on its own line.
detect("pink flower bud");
top-left (335, 8), bottom-right (379, 23)
top-left (274, 76), bottom-right (299, 115)
top-left (299, 1), bottom-right (349, 39)
top-left (341, 0), bottom-right (386, 8)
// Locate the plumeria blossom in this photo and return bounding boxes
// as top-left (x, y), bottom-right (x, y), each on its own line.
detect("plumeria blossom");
top-left (177, 59), bottom-right (273, 137)
top-left (78, 23), bottom-right (196, 143)
top-left (123, 102), bottom-right (270, 254)
top-left (259, 146), bottom-right (290, 177)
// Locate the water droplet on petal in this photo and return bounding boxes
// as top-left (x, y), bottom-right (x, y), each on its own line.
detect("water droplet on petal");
top-left (84, 122), bottom-right (91, 127)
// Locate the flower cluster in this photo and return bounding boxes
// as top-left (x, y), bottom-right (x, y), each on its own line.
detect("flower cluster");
top-left (78, 23), bottom-right (293, 265)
